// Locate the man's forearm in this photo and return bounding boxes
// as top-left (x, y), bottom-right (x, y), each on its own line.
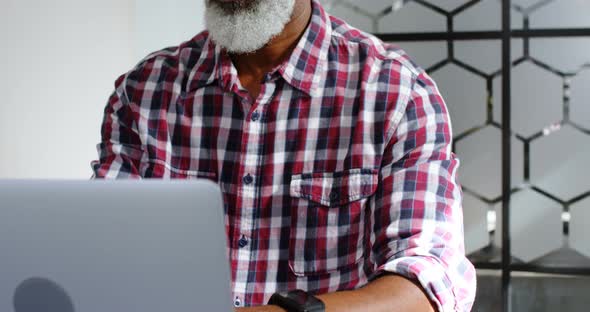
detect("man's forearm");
top-left (317, 274), bottom-right (435, 312)
top-left (237, 274), bottom-right (436, 312)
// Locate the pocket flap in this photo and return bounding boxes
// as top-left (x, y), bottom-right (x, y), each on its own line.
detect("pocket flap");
top-left (290, 168), bottom-right (379, 207)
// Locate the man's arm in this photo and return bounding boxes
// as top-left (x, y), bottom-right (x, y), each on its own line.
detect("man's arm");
top-left (317, 275), bottom-right (435, 311)
top-left (91, 74), bottom-right (144, 179)
top-left (239, 70), bottom-right (476, 312)
top-left (362, 70), bottom-right (477, 311)
top-left (239, 274), bottom-right (434, 312)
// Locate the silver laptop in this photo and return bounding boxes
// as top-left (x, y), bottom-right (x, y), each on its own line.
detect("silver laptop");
top-left (0, 180), bottom-right (232, 312)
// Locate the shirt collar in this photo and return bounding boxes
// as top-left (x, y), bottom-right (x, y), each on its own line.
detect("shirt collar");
top-left (185, 34), bottom-right (220, 92)
top-left (277, 0), bottom-right (331, 97)
top-left (186, 0), bottom-right (331, 97)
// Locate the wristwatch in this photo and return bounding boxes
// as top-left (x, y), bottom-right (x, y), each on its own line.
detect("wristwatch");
top-left (268, 289), bottom-right (325, 312)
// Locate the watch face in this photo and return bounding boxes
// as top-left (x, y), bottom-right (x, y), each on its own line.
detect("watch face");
top-left (269, 290), bottom-right (325, 312)
top-left (288, 289), bottom-right (309, 305)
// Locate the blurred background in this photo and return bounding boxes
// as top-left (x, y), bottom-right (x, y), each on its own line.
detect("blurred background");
top-left (0, 0), bottom-right (204, 179)
top-left (1, 0), bottom-right (589, 311)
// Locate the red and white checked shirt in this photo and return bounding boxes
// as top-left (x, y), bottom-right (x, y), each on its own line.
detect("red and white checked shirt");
top-left (92, 1), bottom-right (476, 310)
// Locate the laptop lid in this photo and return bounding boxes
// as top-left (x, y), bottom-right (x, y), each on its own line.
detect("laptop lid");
top-left (0, 180), bottom-right (232, 312)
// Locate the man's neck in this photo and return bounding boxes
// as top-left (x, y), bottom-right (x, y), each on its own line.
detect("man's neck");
top-left (230, 0), bottom-right (312, 99)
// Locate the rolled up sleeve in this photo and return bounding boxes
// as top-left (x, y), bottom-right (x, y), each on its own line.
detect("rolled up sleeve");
top-left (373, 71), bottom-right (476, 311)
top-left (91, 74), bottom-right (143, 179)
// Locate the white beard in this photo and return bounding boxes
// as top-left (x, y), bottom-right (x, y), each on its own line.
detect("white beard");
top-left (205, 0), bottom-right (296, 54)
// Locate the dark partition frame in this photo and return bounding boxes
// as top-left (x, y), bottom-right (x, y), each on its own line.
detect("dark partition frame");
top-left (373, 1), bottom-right (590, 311)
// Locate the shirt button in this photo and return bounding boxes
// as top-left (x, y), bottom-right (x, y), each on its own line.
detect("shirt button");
top-left (251, 111), bottom-right (261, 122)
top-left (264, 73), bottom-right (272, 82)
top-left (234, 297), bottom-right (242, 307)
top-left (243, 174), bottom-right (254, 185)
top-left (238, 235), bottom-right (249, 248)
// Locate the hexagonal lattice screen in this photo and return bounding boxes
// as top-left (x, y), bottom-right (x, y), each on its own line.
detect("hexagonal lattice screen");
top-left (493, 61), bottom-right (563, 138)
top-left (530, 126), bottom-right (590, 201)
top-left (570, 69), bottom-right (590, 129)
top-left (456, 126), bottom-right (524, 200)
top-left (530, 0), bottom-right (590, 29)
top-left (320, 0), bottom-right (590, 265)
top-left (463, 192), bottom-right (490, 255)
top-left (494, 189), bottom-right (563, 262)
top-left (570, 197), bottom-right (590, 258)
top-left (430, 64), bottom-right (487, 136)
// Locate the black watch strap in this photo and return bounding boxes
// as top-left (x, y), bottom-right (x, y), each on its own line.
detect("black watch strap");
top-left (268, 289), bottom-right (325, 312)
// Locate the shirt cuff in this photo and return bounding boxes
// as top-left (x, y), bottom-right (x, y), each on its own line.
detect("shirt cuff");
top-left (376, 255), bottom-right (475, 312)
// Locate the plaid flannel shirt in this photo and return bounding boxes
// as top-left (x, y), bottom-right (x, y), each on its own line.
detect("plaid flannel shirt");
top-left (92, 1), bottom-right (476, 310)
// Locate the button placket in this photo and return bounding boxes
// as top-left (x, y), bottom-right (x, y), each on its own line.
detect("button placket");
top-left (233, 77), bottom-right (275, 305)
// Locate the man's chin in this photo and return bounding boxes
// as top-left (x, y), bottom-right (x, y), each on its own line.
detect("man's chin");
top-left (205, 0), bottom-right (296, 54)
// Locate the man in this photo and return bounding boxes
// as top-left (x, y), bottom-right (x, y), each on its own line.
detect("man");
top-left (93, 0), bottom-right (477, 311)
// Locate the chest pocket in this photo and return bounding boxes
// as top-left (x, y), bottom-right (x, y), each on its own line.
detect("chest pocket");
top-left (288, 168), bottom-right (378, 276)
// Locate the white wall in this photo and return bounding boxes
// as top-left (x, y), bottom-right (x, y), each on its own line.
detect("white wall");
top-left (135, 0), bottom-right (205, 60)
top-left (0, 0), bottom-right (206, 179)
top-left (0, 0), bottom-right (136, 179)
